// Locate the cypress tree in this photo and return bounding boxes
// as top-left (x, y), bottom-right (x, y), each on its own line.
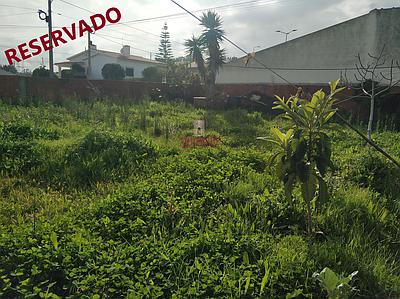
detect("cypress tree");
top-left (155, 22), bottom-right (173, 63)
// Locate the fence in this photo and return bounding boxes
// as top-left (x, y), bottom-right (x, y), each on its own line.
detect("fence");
top-left (1, 75), bottom-right (399, 120)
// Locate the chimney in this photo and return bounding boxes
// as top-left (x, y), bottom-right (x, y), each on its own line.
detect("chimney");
top-left (120, 45), bottom-right (130, 56)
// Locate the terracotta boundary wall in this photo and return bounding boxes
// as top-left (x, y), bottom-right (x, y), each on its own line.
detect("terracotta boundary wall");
top-left (0, 76), bottom-right (398, 117)
top-left (0, 76), bottom-right (168, 101)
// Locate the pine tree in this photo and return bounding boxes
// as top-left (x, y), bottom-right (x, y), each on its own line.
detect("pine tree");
top-left (155, 22), bottom-right (173, 63)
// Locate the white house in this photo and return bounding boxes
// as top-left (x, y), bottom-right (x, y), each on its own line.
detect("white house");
top-left (217, 8), bottom-right (400, 85)
top-left (56, 45), bottom-right (165, 80)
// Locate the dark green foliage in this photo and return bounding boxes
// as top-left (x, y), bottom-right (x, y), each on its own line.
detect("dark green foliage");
top-left (61, 69), bottom-right (73, 79)
top-left (0, 124), bottom-right (41, 176)
top-left (0, 100), bottom-right (399, 299)
top-left (261, 81), bottom-right (344, 233)
top-left (0, 64), bottom-right (18, 74)
top-left (32, 66), bottom-right (50, 78)
top-left (343, 150), bottom-right (400, 199)
top-left (37, 130), bottom-right (157, 187)
top-left (155, 22), bottom-right (173, 63)
top-left (142, 67), bottom-right (164, 82)
top-left (184, 11), bottom-right (226, 94)
top-left (101, 64), bottom-right (125, 80)
top-left (71, 63), bottom-right (85, 78)
top-left (61, 64), bottom-right (86, 79)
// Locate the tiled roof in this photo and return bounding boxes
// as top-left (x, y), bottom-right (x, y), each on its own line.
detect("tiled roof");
top-left (67, 49), bottom-right (165, 65)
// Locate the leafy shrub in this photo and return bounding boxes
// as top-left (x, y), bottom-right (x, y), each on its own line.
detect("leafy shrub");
top-left (33, 131), bottom-right (157, 187)
top-left (0, 124), bottom-right (42, 176)
top-left (343, 150), bottom-right (400, 199)
top-left (101, 64), bottom-right (125, 80)
top-left (142, 67), bottom-right (164, 82)
top-left (32, 66), bottom-right (50, 78)
top-left (63, 131), bottom-right (157, 186)
top-left (0, 141), bottom-right (41, 176)
top-left (0, 124), bottom-right (34, 140)
top-left (313, 267), bottom-right (358, 299)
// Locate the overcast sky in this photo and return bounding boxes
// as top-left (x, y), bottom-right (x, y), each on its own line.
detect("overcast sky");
top-left (0, 0), bottom-right (398, 72)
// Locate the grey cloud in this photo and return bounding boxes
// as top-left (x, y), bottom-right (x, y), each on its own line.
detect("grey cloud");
top-left (0, 0), bottom-right (398, 70)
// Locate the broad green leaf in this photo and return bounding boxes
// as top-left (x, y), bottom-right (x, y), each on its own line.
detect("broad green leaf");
top-left (194, 258), bottom-right (202, 271)
top-left (271, 128), bottom-right (285, 143)
top-left (286, 289), bottom-right (303, 299)
top-left (300, 172), bottom-right (317, 203)
top-left (260, 260), bottom-right (270, 296)
top-left (296, 162), bottom-right (310, 183)
top-left (50, 232), bottom-right (59, 251)
top-left (329, 79), bottom-right (340, 93)
top-left (315, 267), bottom-right (341, 292)
top-left (322, 111), bottom-right (337, 125)
top-left (243, 252), bottom-right (249, 265)
top-left (244, 271), bottom-right (252, 294)
top-left (317, 175), bottom-right (329, 205)
top-left (284, 174), bottom-right (296, 203)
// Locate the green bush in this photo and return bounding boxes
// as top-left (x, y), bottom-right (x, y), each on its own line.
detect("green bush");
top-left (343, 150), bottom-right (400, 199)
top-left (0, 124), bottom-right (42, 176)
top-left (61, 131), bottom-right (157, 186)
top-left (101, 64), bottom-right (125, 80)
top-left (0, 99), bottom-right (399, 299)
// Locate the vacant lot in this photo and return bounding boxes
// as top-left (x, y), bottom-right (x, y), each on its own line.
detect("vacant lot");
top-left (0, 98), bottom-right (399, 298)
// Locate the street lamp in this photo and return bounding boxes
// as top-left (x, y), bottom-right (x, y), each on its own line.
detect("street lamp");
top-left (276, 29), bottom-right (297, 42)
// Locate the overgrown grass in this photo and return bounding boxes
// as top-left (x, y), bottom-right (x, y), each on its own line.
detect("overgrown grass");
top-left (0, 99), bottom-right (399, 298)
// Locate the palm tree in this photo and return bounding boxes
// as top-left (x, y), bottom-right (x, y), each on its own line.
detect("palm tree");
top-left (200, 11), bottom-right (226, 97)
top-left (184, 36), bottom-right (207, 83)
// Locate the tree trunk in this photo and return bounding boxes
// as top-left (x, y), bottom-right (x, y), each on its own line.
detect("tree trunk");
top-left (367, 82), bottom-right (375, 141)
top-left (207, 71), bottom-right (216, 100)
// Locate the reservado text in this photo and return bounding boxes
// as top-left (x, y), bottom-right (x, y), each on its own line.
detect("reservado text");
top-left (4, 7), bottom-right (122, 65)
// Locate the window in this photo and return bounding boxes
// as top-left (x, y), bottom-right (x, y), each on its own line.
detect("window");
top-left (126, 67), bottom-right (134, 77)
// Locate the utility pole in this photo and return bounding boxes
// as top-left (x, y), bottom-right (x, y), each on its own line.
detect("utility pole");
top-left (87, 32), bottom-right (91, 78)
top-left (48, 0), bottom-right (54, 76)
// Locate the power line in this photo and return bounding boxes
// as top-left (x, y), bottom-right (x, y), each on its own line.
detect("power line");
top-left (94, 33), bottom-right (154, 54)
top-left (225, 64), bottom-right (398, 71)
top-left (57, 0), bottom-right (92, 13)
top-left (50, 10), bottom-right (177, 55)
top-left (120, 0), bottom-right (297, 25)
top-left (55, 0), bottom-right (185, 46)
top-left (0, 12), bottom-right (34, 18)
top-left (0, 25), bottom-right (47, 28)
top-left (170, 0), bottom-right (296, 88)
top-left (169, 0), bottom-right (400, 169)
top-left (0, 4), bottom-right (38, 11)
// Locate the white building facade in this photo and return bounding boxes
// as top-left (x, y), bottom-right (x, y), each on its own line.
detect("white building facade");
top-left (56, 45), bottom-right (165, 80)
top-left (217, 8), bottom-right (400, 85)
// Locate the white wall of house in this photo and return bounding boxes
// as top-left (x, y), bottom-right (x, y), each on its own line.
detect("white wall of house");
top-left (88, 55), bottom-right (162, 80)
top-left (217, 8), bottom-right (400, 85)
top-left (67, 48), bottom-right (164, 80)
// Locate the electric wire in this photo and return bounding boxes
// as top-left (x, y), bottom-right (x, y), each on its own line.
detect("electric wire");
top-left (120, 0), bottom-right (301, 25)
top-left (169, 0), bottom-right (400, 168)
top-left (170, 0), bottom-right (297, 89)
top-left (0, 12), bottom-right (35, 18)
top-left (0, 4), bottom-right (38, 11)
top-left (56, 0), bottom-right (186, 46)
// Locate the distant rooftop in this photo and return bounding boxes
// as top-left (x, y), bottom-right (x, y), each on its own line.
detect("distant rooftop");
top-left (67, 48), bottom-right (164, 65)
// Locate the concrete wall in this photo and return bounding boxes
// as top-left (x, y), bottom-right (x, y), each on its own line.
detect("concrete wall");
top-left (217, 8), bottom-right (400, 85)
